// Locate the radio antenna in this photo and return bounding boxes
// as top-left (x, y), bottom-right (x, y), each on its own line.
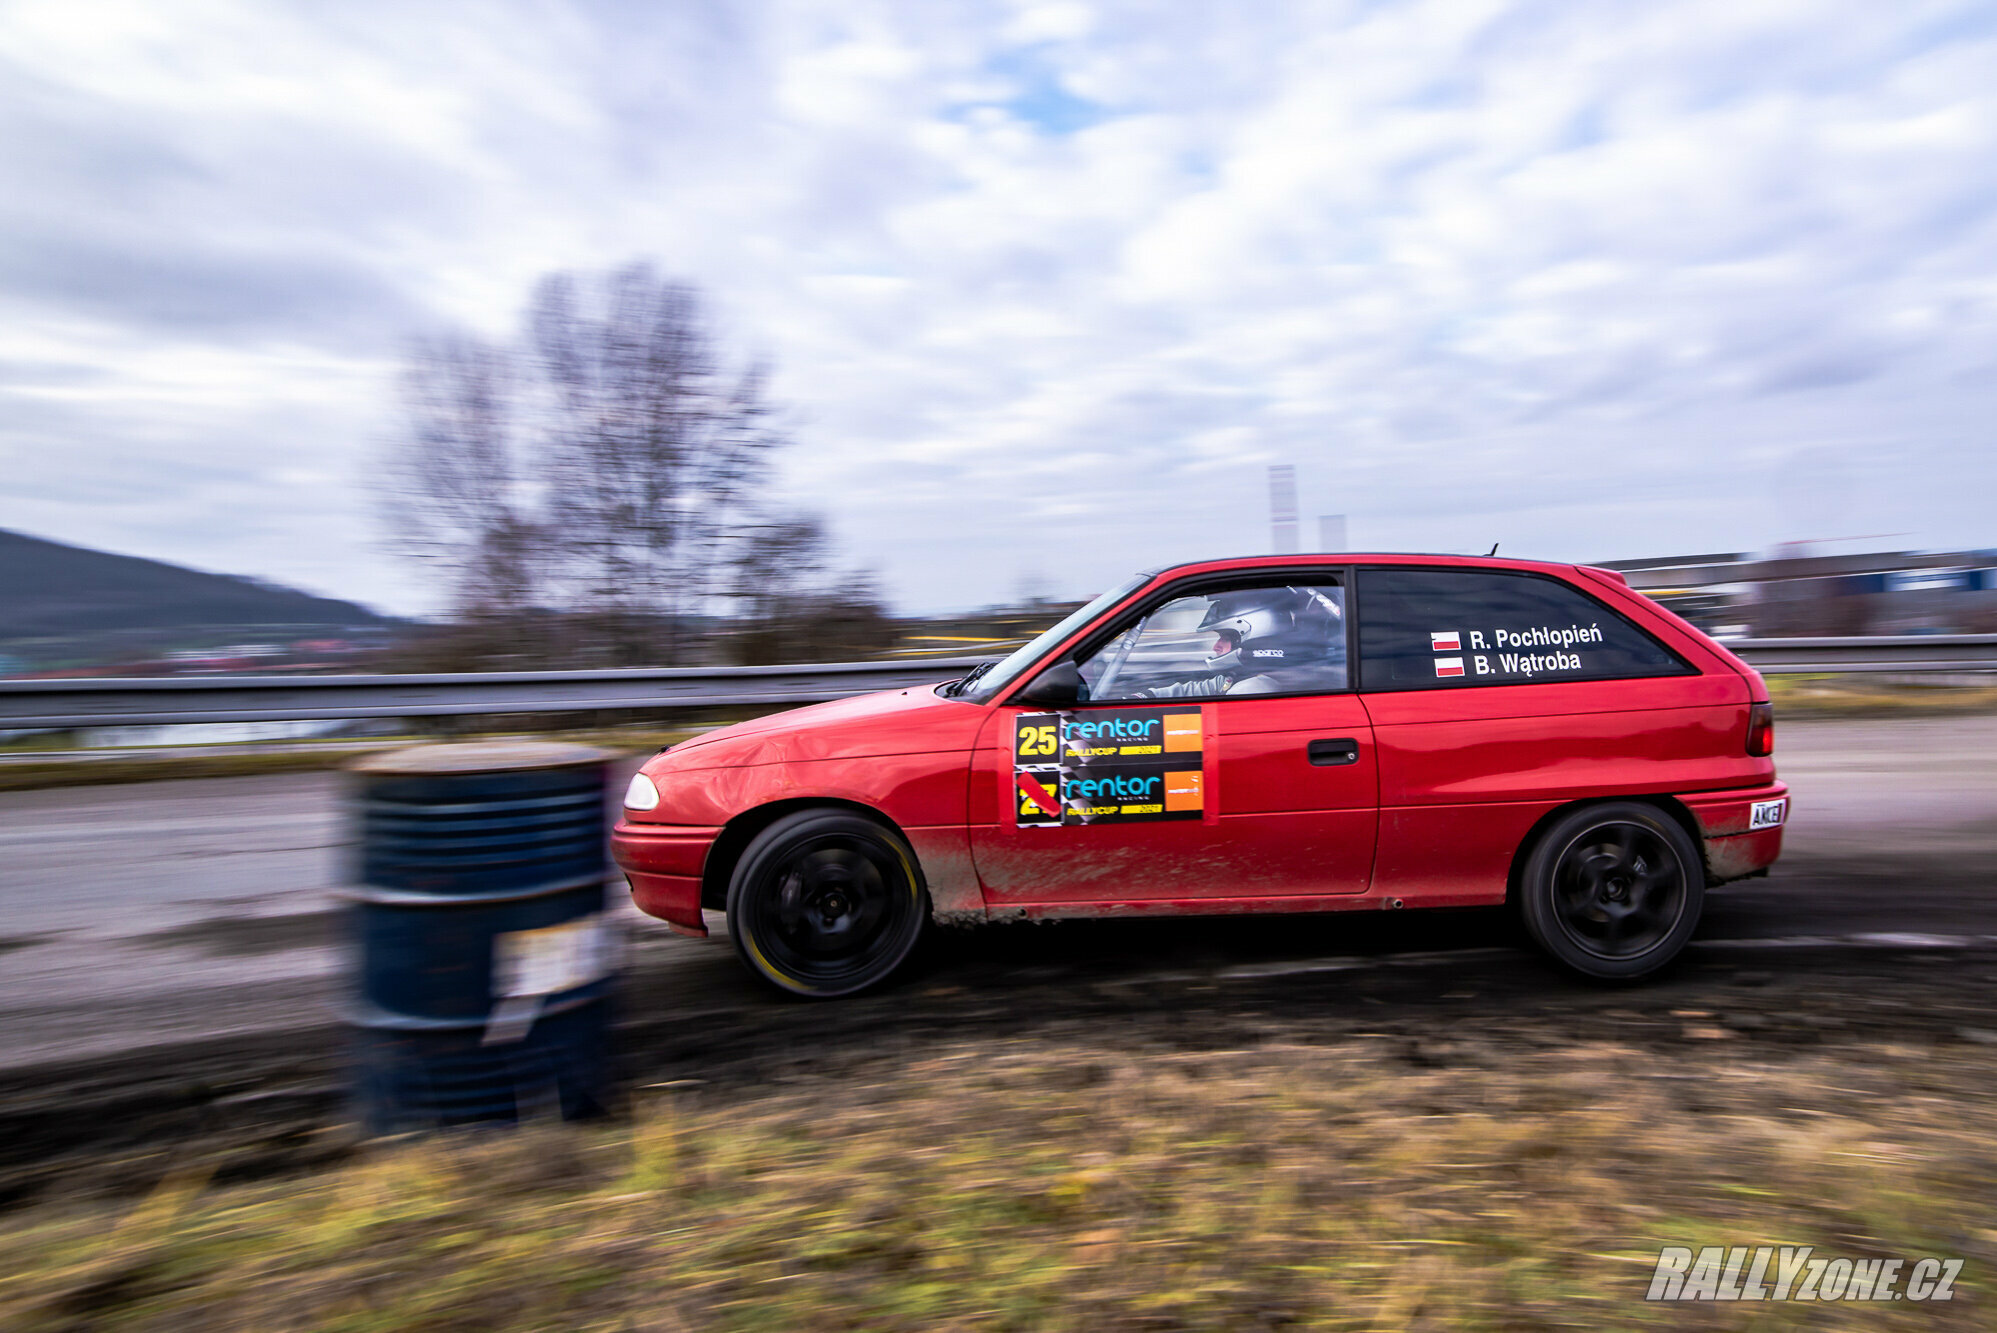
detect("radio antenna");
top-left (1487, 542), bottom-right (1499, 556)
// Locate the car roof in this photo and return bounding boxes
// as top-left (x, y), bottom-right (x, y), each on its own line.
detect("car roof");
top-left (1138, 552), bottom-right (1588, 580)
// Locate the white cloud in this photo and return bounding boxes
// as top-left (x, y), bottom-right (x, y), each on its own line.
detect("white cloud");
top-left (3, 0), bottom-right (1996, 616)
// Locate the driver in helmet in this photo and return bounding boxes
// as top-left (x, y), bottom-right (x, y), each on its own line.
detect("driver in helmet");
top-left (1141, 586), bottom-right (1346, 697)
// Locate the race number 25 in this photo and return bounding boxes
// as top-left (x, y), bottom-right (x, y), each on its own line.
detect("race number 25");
top-left (1018, 724), bottom-right (1058, 758)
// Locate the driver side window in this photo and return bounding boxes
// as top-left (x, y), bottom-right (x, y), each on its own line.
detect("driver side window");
top-left (1077, 581), bottom-right (1348, 702)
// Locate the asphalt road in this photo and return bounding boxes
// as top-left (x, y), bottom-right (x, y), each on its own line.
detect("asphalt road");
top-left (0, 712), bottom-right (1991, 1069)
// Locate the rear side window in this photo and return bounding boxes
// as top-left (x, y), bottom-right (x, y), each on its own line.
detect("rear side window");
top-left (1357, 568), bottom-right (1690, 691)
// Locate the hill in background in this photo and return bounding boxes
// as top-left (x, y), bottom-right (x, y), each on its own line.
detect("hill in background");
top-left (0, 528), bottom-right (399, 672)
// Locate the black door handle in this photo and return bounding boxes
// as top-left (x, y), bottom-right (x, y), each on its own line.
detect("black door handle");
top-left (1307, 738), bottom-right (1360, 766)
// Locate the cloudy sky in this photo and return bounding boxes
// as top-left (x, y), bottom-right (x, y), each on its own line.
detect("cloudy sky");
top-left (3, 0), bottom-right (1995, 616)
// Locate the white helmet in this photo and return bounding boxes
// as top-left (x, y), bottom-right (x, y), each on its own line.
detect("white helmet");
top-left (1197, 587), bottom-right (1340, 672)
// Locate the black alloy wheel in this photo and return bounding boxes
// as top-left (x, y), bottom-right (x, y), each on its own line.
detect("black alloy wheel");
top-left (1518, 801), bottom-right (1704, 981)
top-left (726, 809), bottom-right (927, 997)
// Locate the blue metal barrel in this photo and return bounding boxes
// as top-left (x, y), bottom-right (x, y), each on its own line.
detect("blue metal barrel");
top-left (346, 741), bottom-right (618, 1132)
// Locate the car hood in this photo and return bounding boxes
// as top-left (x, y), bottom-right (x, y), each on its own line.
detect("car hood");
top-left (658, 684), bottom-right (987, 768)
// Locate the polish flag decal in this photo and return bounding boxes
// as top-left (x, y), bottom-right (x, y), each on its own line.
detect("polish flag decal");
top-left (1430, 631), bottom-right (1461, 652)
top-left (1434, 656), bottom-right (1465, 677)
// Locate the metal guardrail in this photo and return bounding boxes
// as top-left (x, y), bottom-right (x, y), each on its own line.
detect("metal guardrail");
top-left (0, 658), bottom-right (989, 728)
top-left (1729, 636), bottom-right (1997, 674)
top-left (1, 639), bottom-right (1993, 728)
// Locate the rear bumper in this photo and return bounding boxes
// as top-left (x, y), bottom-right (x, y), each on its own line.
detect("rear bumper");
top-left (1680, 783), bottom-right (1789, 883)
top-left (611, 821), bottom-right (722, 937)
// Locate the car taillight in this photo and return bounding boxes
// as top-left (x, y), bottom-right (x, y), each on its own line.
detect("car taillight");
top-left (1746, 702), bottom-right (1774, 757)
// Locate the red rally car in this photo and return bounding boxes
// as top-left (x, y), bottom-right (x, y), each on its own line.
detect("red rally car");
top-left (613, 554), bottom-right (1786, 996)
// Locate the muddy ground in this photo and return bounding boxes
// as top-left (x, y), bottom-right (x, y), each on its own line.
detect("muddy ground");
top-left (5, 924), bottom-right (1997, 1217)
top-left (0, 709), bottom-right (1992, 1238)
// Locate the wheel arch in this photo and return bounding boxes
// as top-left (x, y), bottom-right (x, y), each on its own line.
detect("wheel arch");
top-left (1503, 794), bottom-right (1711, 907)
top-left (700, 797), bottom-right (921, 912)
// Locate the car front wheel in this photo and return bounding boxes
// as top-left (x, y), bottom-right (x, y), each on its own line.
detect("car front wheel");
top-left (726, 809), bottom-right (927, 998)
top-left (1518, 801), bottom-right (1704, 981)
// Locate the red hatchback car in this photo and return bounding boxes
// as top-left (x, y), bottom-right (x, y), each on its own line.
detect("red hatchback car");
top-left (613, 554), bottom-right (1786, 996)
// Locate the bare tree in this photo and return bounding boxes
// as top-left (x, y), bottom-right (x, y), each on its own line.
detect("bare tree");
top-left (727, 513), bottom-right (894, 664)
top-left (384, 337), bottom-right (527, 611)
top-left (530, 266), bottom-right (782, 662)
top-left (378, 263), bottom-right (883, 668)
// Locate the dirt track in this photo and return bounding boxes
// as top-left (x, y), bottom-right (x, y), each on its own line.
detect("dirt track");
top-left (0, 712), bottom-right (1992, 1206)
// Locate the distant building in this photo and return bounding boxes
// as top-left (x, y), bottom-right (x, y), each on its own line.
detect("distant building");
top-left (1268, 465), bottom-right (1299, 553)
top-left (1600, 548), bottom-right (1997, 636)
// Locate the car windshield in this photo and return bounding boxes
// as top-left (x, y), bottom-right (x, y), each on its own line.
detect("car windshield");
top-left (953, 573), bottom-right (1150, 703)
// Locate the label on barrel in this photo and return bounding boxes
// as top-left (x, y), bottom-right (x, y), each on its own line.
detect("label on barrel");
top-left (493, 913), bottom-right (615, 997)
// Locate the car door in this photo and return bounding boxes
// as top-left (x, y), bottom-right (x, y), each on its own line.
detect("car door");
top-left (1354, 564), bottom-right (1754, 905)
top-left (968, 575), bottom-right (1378, 908)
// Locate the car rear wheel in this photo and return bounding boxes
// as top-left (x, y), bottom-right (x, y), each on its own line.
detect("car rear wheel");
top-left (1518, 802), bottom-right (1704, 981)
top-left (726, 809), bottom-right (927, 998)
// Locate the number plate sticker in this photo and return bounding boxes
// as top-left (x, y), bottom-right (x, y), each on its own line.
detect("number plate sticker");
top-left (1749, 798), bottom-right (1787, 831)
top-left (493, 913), bottom-right (616, 998)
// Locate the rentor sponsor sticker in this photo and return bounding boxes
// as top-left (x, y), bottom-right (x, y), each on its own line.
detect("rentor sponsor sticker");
top-left (1058, 710), bottom-right (1169, 760)
top-left (1011, 706), bottom-right (1209, 826)
top-left (1750, 798), bottom-right (1787, 830)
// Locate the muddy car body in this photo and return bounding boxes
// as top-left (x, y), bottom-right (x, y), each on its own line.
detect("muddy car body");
top-left (613, 554), bottom-right (1786, 994)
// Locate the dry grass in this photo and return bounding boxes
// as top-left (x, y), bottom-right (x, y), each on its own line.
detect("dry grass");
top-left (2, 1034), bottom-right (1993, 1331)
top-left (0, 748), bottom-right (381, 793)
top-left (1765, 674), bottom-right (1997, 716)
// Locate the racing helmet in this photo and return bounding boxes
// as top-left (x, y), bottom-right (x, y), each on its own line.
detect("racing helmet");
top-left (1198, 587), bottom-right (1341, 673)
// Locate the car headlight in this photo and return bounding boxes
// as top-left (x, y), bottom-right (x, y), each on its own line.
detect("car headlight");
top-left (623, 772), bottom-right (661, 812)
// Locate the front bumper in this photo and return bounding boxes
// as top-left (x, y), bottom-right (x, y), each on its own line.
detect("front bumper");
top-left (611, 821), bottom-right (722, 937)
top-left (1680, 782), bottom-right (1790, 883)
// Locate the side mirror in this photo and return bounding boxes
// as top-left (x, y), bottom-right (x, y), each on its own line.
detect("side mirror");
top-left (1014, 659), bottom-right (1086, 708)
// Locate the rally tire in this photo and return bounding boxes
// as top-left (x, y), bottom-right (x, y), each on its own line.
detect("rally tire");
top-left (1517, 802), bottom-right (1704, 982)
top-left (726, 810), bottom-right (927, 998)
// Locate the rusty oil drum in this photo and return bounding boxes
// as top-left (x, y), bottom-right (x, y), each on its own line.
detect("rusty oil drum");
top-left (345, 741), bottom-right (618, 1131)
